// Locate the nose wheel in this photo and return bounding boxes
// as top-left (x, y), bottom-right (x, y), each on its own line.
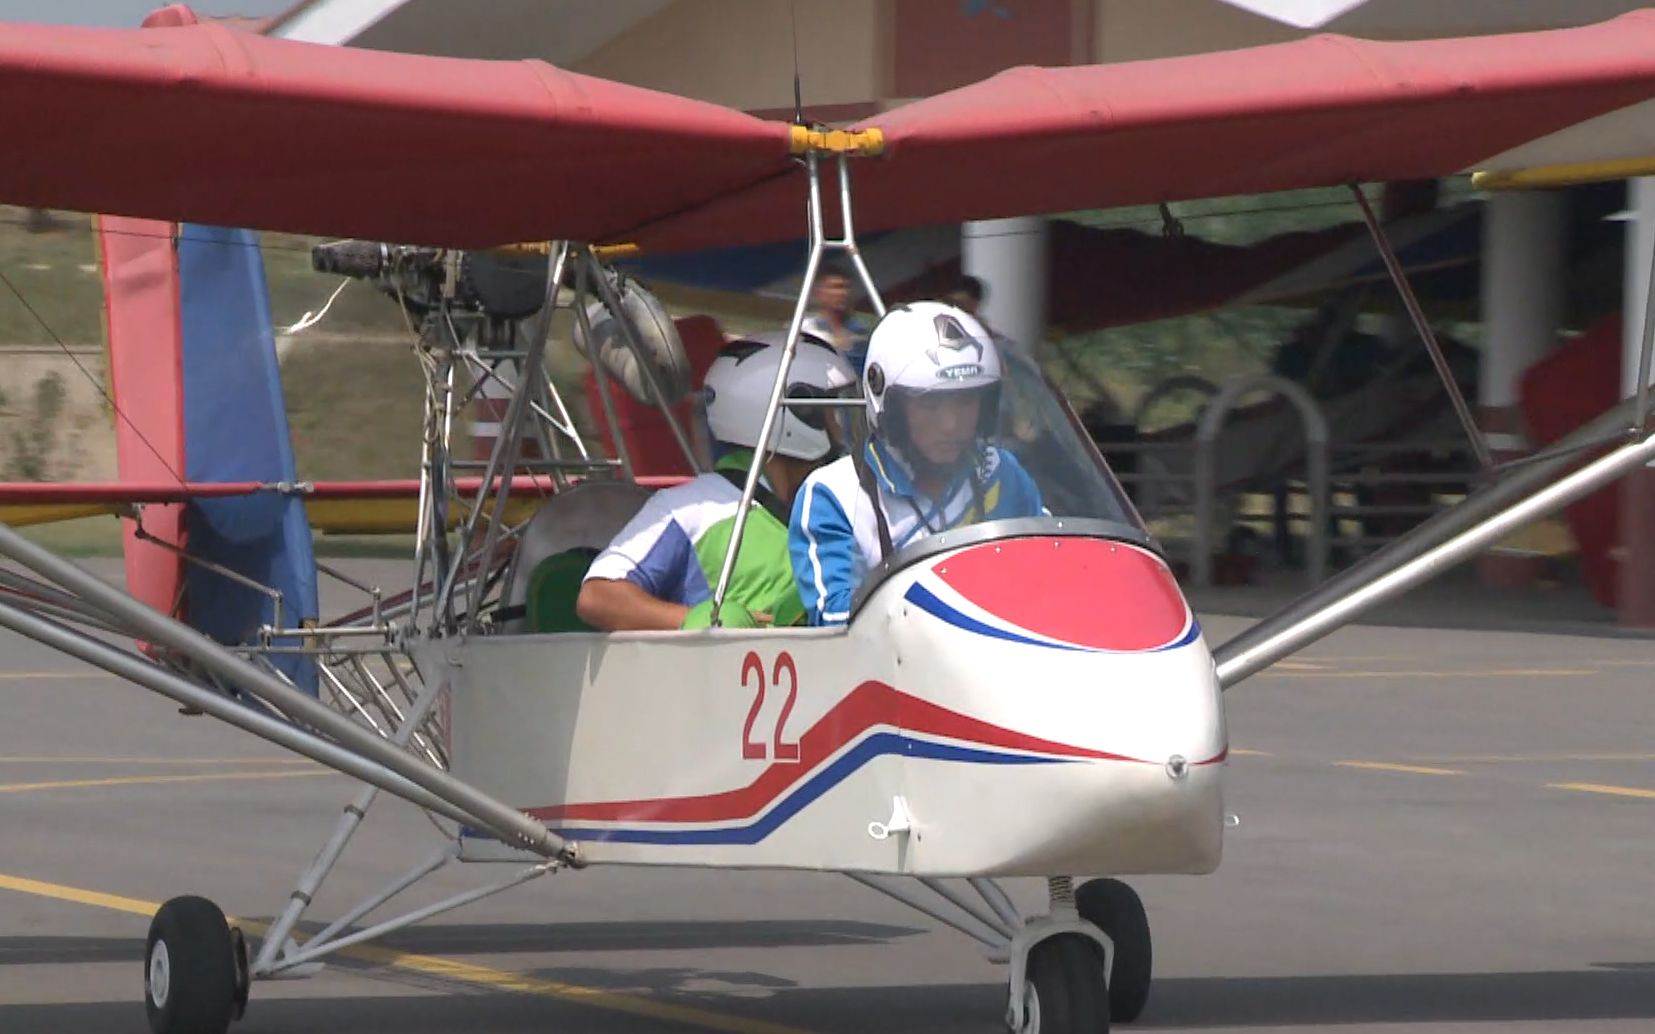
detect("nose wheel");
top-left (145, 896), bottom-right (247, 1034)
top-left (1017, 933), bottom-right (1110, 1034)
top-left (1076, 878), bottom-right (1152, 1022)
top-left (1007, 876), bottom-right (1154, 1033)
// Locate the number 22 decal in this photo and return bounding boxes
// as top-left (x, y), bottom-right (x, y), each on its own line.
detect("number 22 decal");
top-left (741, 651), bottom-right (800, 761)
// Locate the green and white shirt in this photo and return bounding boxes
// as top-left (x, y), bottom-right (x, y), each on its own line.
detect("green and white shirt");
top-left (582, 451), bottom-right (804, 626)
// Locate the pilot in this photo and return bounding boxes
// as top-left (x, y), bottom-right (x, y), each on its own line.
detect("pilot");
top-left (576, 335), bottom-right (857, 631)
top-left (789, 301), bottom-right (1044, 626)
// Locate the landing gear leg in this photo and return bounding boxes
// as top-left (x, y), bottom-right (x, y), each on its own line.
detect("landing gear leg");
top-left (1076, 878), bottom-right (1152, 1023)
top-left (1006, 877), bottom-right (1111, 1034)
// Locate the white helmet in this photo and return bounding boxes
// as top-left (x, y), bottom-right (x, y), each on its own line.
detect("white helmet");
top-left (702, 332), bottom-right (857, 461)
top-left (862, 300), bottom-right (1003, 439)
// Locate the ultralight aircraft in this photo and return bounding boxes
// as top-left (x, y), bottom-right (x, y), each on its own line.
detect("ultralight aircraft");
top-left (2, 6), bottom-right (1655, 1033)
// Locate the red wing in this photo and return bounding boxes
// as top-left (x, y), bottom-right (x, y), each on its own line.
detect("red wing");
top-left (0, 19), bottom-right (792, 249)
top-left (4, 14), bottom-right (1655, 253)
top-left (629, 11), bottom-right (1655, 253)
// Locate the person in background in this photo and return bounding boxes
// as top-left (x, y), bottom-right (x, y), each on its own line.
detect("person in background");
top-left (803, 259), bottom-right (872, 370)
top-left (944, 274), bottom-right (985, 319)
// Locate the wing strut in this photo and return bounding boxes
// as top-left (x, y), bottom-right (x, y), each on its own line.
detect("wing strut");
top-left (0, 520), bottom-right (574, 863)
top-left (706, 144), bottom-right (885, 624)
top-left (1349, 184), bottom-right (1491, 470)
top-left (1215, 414), bottom-right (1655, 688)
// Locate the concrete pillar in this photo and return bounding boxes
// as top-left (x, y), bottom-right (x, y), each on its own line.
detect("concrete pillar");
top-left (961, 217), bottom-right (1049, 360)
top-left (1476, 191), bottom-right (1566, 588)
top-left (1619, 177), bottom-right (1655, 627)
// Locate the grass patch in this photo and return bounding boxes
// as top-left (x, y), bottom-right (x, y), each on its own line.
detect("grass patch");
top-left (19, 514), bottom-right (124, 556)
top-left (278, 335), bottom-right (430, 481)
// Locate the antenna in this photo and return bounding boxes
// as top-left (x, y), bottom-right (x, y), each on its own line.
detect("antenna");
top-left (790, 0), bottom-right (804, 125)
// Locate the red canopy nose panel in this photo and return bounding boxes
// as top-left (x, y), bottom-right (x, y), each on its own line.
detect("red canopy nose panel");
top-left (931, 538), bottom-right (1192, 652)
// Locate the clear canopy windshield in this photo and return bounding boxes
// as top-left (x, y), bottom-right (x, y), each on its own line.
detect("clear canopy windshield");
top-left (820, 342), bottom-right (1145, 545)
top-left (990, 345), bottom-right (1144, 531)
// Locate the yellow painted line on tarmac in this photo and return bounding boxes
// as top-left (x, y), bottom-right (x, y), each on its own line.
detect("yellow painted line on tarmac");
top-left (1335, 761), bottom-right (1465, 776)
top-left (1230, 749), bottom-right (1273, 757)
top-left (0, 769), bottom-right (332, 794)
top-left (0, 871), bottom-right (166, 919)
top-left (1266, 668), bottom-right (1596, 680)
top-left (1549, 782), bottom-right (1655, 800)
top-left (0, 871), bottom-right (819, 1034)
top-left (344, 940), bottom-right (818, 1034)
top-left (1413, 752), bottom-right (1655, 764)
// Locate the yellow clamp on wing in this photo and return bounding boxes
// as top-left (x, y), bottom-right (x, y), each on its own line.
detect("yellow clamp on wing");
top-left (1473, 155), bottom-right (1655, 191)
top-left (789, 125), bottom-right (886, 157)
top-left (492, 241), bottom-right (639, 260)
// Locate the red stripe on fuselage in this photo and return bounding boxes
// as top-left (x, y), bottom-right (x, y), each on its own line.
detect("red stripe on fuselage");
top-left (531, 681), bottom-right (1153, 825)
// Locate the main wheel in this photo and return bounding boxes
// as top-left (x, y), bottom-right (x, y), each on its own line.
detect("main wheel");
top-left (1076, 879), bottom-right (1152, 1023)
top-left (145, 896), bottom-right (239, 1034)
top-left (1018, 933), bottom-right (1109, 1034)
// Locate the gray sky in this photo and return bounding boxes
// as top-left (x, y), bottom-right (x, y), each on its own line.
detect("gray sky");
top-left (0, 0), bottom-right (293, 27)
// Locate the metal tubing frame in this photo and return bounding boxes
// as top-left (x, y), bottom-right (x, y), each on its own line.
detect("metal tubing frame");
top-left (1192, 374), bottom-right (1329, 587)
top-left (709, 152), bottom-right (887, 620)
top-left (0, 521), bottom-right (570, 860)
top-left (846, 873), bottom-right (1007, 951)
top-left (969, 877), bottom-right (1024, 931)
top-left (918, 878), bottom-right (1017, 940)
top-left (1350, 184), bottom-right (1491, 470)
top-left (454, 349), bottom-right (591, 472)
top-left (1216, 426), bottom-right (1655, 686)
top-left (265, 861), bottom-right (554, 974)
top-left (411, 343), bottom-right (457, 625)
top-left (325, 656), bottom-right (405, 755)
top-left (541, 364), bottom-right (591, 460)
top-left (0, 596), bottom-right (479, 829)
top-left (268, 845), bottom-right (456, 974)
top-left (573, 256), bottom-right (637, 482)
top-left (0, 587), bottom-right (129, 638)
top-left (315, 560), bottom-right (383, 627)
top-left (437, 243), bottom-right (570, 631)
top-left (584, 248), bottom-right (704, 475)
top-left (1214, 394), bottom-right (1643, 677)
top-left (0, 567), bottom-right (131, 626)
top-left (317, 660), bottom-right (392, 739)
top-left (0, 570), bottom-right (136, 636)
top-left (344, 654), bottom-right (442, 767)
top-left (1636, 213), bottom-right (1655, 433)
top-left (252, 666), bottom-right (451, 973)
top-left (134, 522), bottom-right (287, 633)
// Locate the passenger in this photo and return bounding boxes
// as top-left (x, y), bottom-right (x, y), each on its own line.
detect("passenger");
top-left (576, 336), bottom-right (856, 631)
top-left (789, 301), bottom-right (1044, 626)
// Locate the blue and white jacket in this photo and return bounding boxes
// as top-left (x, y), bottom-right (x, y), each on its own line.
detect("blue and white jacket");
top-left (788, 440), bottom-right (1044, 626)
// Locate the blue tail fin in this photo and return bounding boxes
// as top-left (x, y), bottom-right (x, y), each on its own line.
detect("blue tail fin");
top-left (178, 225), bottom-right (319, 694)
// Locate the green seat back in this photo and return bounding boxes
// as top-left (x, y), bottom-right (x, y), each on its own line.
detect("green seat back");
top-left (526, 548), bottom-right (600, 634)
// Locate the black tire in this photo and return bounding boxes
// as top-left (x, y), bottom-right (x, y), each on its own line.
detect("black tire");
top-left (1023, 933), bottom-right (1110, 1034)
top-left (227, 927), bottom-right (250, 1021)
top-left (1076, 878), bottom-right (1152, 1023)
top-left (145, 896), bottom-right (238, 1034)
